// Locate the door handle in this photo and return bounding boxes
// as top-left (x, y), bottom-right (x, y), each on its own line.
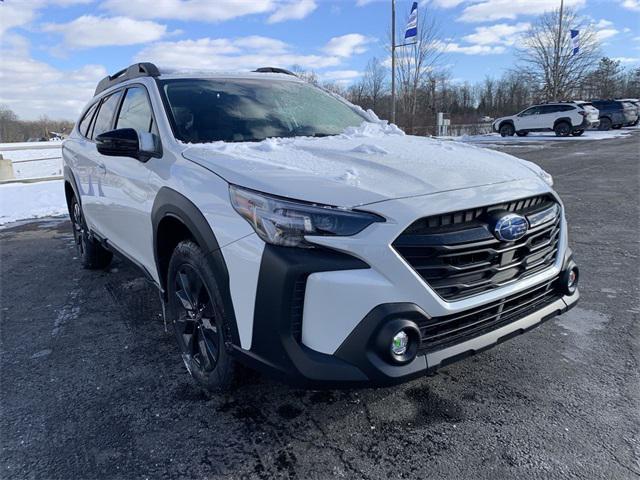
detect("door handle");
top-left (97, 163), bottom-right (106, 173)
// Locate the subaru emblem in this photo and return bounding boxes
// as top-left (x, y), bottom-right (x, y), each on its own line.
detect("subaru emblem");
top-left (494, 213), bottom-right (528, 242)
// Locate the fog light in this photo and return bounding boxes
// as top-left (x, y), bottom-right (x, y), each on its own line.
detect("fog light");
top-left (560, 262), bottom-right (579, 296)
top-left (391, 331), bottom-right (409, 356)
top-left (566, 266), bottom-right (579, 294)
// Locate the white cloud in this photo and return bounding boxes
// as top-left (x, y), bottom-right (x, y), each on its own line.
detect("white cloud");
top-left (101, 0), bottom-right (313, 23)
top-left (233, 36), bottom-right (290, 53)
top-left (439, 42), bottom-right (506, 55)
top-left (322, 34), bottom-right (372, 57)
top-left (594, 19), bottom-right (620, 42)
top-left (620, 0), bottom-right (640, 11)
top-left (135, 36), bottom-right (342, 71)
top-left (43, 16), bottom-right (168, 48)
top-left (268, 0), bottom-right (317, 23)
top-left (462, 22), bottom-right (530, 46)
top-left (0, 1), bottom-right (37, 35)
top-left (613, 56), bottom-right (640, 64)
top-left (458, 0), bottom-right (586, 22)
top-left (430, 0), bottom-right (466, 7)
top-left (0, 35), bottom-right (106, 120)
top-left (319, 70), bottom-right (362, 81)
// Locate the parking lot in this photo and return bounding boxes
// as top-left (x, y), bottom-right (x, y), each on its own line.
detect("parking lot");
top-left (1, 132), bottom-right (638, 479)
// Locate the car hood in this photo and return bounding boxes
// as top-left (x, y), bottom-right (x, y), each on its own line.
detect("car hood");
top-left (181, 122), bottom-right (545, 207)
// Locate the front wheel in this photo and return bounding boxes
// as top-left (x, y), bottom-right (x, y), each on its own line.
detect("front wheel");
top-left (499, 124), bottom-right (515, 137)
top-left (571, 130), bottom-right (584, 137)
top-left (70, 196), bottom-right (112, 269)
top-left (554, 122), bottom-right (571, 137)
top-left (167, 240), bottom-right (236, 393)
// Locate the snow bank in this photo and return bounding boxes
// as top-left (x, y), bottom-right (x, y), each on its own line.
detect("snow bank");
top-left (0, 180), bottom-right (67, 226)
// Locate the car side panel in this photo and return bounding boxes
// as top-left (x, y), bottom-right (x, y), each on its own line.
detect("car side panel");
top-left (63, 135), bottom-right (104, 233)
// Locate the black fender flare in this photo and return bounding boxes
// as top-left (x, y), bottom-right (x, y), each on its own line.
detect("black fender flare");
top-left (63, 165), bottom-right (82, 211)
top-left (498, 120), bottom-right (514, 131)
top-left (151, 187), bottom-right (240, 346)
top-left (553, 117), bottom-right (573, 129)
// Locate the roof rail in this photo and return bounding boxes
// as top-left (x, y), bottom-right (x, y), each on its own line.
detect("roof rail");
top-left (253, 67), bottom-right (297, 76)
top-left (94, 62), bottom-right (160, 96)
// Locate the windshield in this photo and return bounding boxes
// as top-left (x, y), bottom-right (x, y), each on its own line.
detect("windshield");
top-left (158, 78), bottom-right (368, 143)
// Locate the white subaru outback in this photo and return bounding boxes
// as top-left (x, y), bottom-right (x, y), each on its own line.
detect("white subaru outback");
top-left (63, 63), bottom-right (580, 391)
top-left (492, 102), bottom-right (599, 137)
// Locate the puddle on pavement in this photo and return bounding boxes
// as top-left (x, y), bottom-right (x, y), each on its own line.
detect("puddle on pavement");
top-left (554, 307), bottom-right (610, 362)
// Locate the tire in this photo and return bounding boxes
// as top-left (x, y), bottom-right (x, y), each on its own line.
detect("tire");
top-left (571, 130), bottom-right (584, 137)
top-left (598, 118), bottom-right (612, 131)
top-left (515, 131), bottom-right (528, 137)
top-left (70, 196), bottom-right (113, 269)
top-left (554, 122), bottom-right (571, 137)
top-left (167, 240), bottom-right (236, 393)
top-left (499, 124), bottom-right (515, 137)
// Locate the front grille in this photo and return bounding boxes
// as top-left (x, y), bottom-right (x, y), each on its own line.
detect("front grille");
top-left (418, 277), bottom-right (561, 354)
top-left (393, 195), bottom-right (561, 301)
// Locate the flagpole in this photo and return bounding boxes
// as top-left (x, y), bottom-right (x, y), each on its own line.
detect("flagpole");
top-left (553, 0), bottom-right (564, 100)
top-left (391, 0), bottom-right (396, 124)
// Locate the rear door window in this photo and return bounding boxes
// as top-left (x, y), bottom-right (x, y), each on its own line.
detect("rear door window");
top-left (115, 87), bottom-right (157, 134)
top-left (521, 107), bottom-right (540, 116)
top-left (78, 102), bottom-right (99, 137)
top-left (90, 92), bottom-right (122, 139)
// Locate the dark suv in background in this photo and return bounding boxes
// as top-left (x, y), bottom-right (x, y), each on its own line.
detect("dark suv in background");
top-left (591, 100), bottom-right (636, 130)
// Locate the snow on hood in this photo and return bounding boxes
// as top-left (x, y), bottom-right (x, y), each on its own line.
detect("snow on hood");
top-left (181, 114), bottom-right (545, 207)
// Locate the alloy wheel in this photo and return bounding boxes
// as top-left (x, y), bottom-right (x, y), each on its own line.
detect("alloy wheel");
top-left (71, 201), bottom-right (84, 257)
top-left (173, 264), bottom-right (220, 374)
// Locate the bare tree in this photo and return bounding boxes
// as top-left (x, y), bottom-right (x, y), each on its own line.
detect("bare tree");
top-left (290, 65), bottom-right (319, 86)
top-left (517, 7), bottom-right (599, 100)
top-left (362, 57), bottom-right (387, 112)
top-left (391, 6), bottom-right (445, 129)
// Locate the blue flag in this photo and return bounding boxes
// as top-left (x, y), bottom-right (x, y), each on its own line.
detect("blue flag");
top-left (404, 2), bottom-right (418, 44)
top-left (571, 29), bottom-right (579, 56)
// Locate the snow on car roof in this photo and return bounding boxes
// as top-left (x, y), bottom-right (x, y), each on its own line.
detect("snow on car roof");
top-left (157, 68), bottom-right (303, 82)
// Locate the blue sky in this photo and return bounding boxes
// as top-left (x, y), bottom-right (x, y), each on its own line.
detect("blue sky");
top-left (1, 0), bottom-right (639, 119)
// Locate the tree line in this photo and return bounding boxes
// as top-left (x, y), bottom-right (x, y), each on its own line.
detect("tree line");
top-left (0, 106), bottom-right (75, 143)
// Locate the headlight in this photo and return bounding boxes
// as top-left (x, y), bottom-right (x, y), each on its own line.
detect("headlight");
top-left (229, 185), bottom-right (384, 248)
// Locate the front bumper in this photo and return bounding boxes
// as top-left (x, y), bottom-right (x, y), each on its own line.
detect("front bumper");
top-left (226, 182), bottom-right (577, 388)
top-left (231, 243), bottom-right (579, 388)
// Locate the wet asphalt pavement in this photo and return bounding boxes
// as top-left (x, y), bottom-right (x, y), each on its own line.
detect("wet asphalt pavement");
top-left (1, 131), bottom-right (639, 479)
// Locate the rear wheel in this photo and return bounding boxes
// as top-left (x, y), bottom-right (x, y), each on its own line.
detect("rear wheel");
top-left (598, 118), bottom-right (612, 131)
top-left (554, 122), bottom-right (571, 137)
top-left (515, 131), bottom-right (528, 137)
top-left (571, 130), bottom-right (584, 137)
top-left (70, 196), bottom-right (112, 269)
top-left (499, 124), bottom-right (515, 137)
top-left (168, 240), bottom-right (236, 393)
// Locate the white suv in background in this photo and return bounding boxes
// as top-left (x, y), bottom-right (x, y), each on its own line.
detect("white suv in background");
top-left (63, 63), bottom-right (580, 392)
top-left (493, 102), bottom-right (599, 137)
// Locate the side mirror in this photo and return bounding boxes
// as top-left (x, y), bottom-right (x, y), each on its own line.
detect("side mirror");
top-left (96, 128), bottom-right (160, 162)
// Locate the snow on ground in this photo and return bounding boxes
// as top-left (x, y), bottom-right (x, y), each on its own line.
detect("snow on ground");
top-left (0, 141), bottom-right (62, 181)
top-left (455, 127), bottom-right (634, 144)
top-left (0, 180), bottom-right (67, 226)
